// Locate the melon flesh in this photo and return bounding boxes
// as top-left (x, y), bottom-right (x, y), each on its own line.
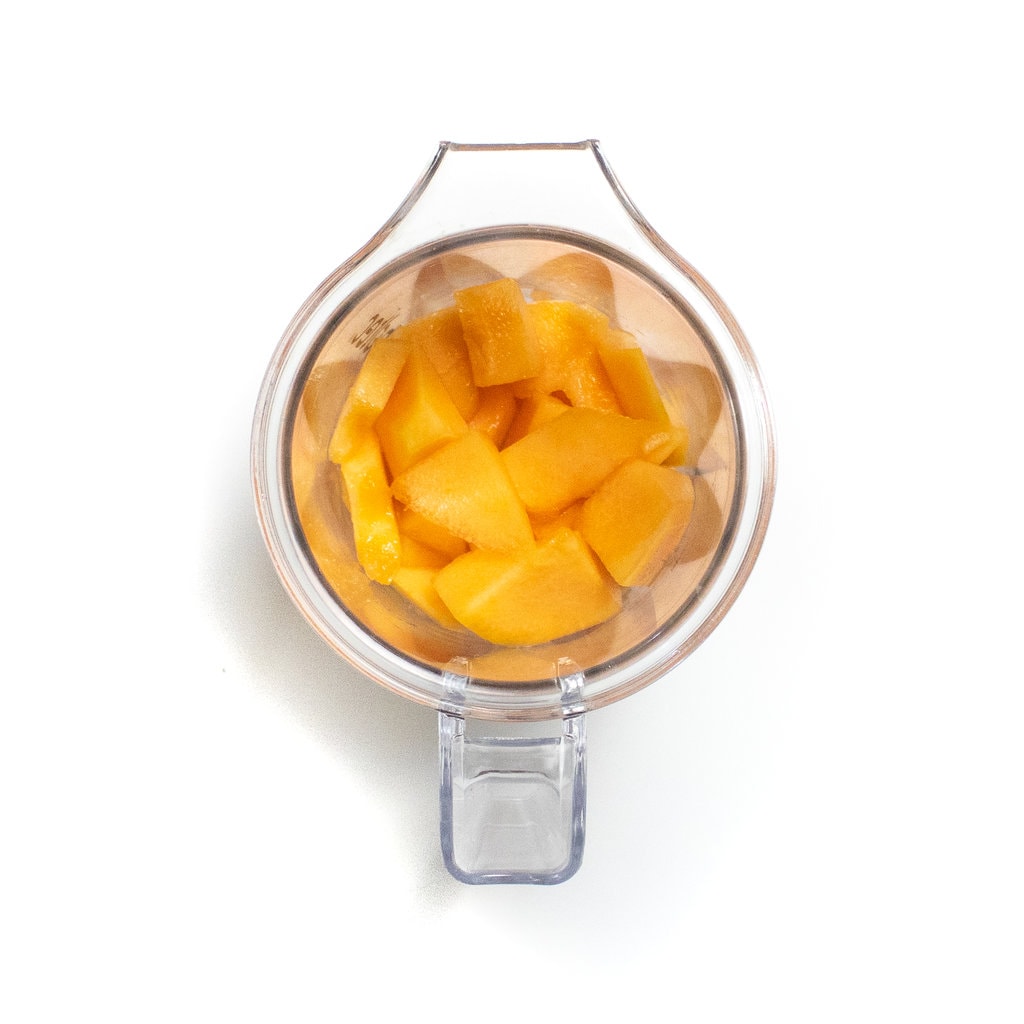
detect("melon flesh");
top-left (392, 566), bottom-right (463, 630)
top-left (598, 330), bottom-right (687, 464)
top-left (374, 345), bottom-right (467, 478)
top-left (580, 459), bottom-right (695, 587)
top-left (517, 300), bottom-right (621, 413)
top-left (434, 527), bottom-right (621, 646)
top-left (454, 278), bottom-right (541, 386)
top-left (391, 429), bottom-right (533, 553)
top-left (467, 384), bottom-right (518, 447)
top-left (337, 432), bottom-right (401, 584)
top-left (319, 278), bottom-right (698, 647)
top-left (501, 407), bottom-right (680, 515)
top-left (399, 306), bottom-right (480, 420)
top-left (328, 336), bottom-right (409, 464)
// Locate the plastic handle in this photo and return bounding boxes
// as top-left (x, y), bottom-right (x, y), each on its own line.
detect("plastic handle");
top-left (439, 658), bottom-right (587, 885)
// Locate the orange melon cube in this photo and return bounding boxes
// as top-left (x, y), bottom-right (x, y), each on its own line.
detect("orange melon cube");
top-left (398, 534), bottom-right (450, 570)
top-left (454, 278), bottom-right (541, 386)
top-left (409, 254), bottom-right (504, 319)
top-left (517, 300), bottom-right (621, 413)
top-left (391, 566), bottom-right (463, 630)
top-left (374, 345), bottom-right (467, 478)
top-left (598, 330), bottom-right (670, 422)
top-left (598, 330), bottom-right (688, 464)
top-left (579, 459), bottom-right (695, 587)
top-left (530, 500), bottom-right (585, 542)
top-left (395, 504), bottom-right (468, 560)
top-left (337, 431), bottom-right (401, 584)
top-left (504, 393), bottom-right (571, 446)
top-left (467, 384), bottom-right (518, 447)
top-left (434, 527), bottom-right (621, 646)
top-left (328, 335), bottom-right (409, 464)
top-left (400, 306), bottom-right (480, 420)
top-left (391, 429), bottom-right (533, 553)
top-left (501, 407), bottom-right (681, 515)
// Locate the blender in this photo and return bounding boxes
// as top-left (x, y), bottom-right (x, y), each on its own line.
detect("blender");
top-left (251, 141), bottom-right (776, 883)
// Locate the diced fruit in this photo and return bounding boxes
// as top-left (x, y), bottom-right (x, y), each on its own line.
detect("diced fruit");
top-left (391, 430), bottom-right (534, 553)
top-left (454, 278), bottom-right (541, 385)
top-left (434, 527), bottom-right (621, 645)
top-left (328, 336), bottom-right (409, 464)
top-left (392, 566), bottom-right (463, 630)
top-left (394, 504), bottom-right (468, 560)
top-left (374, 345), bottom-right (467, 478)
top-left (337, 432), bottom-right (401, 584)
top-left (530, 500), bottom-right (585, 542)
top-left (580, 459), bottom-right (695, 586)
top-left (598, 330), bottom-right (667, 419)
top-left (517, 300), bottom-right (621, 413)
top-left (598, 330), bottom-right (687, 464)
top-left (501, 407), bottom-right (680, 514)
top-left (504, 393), bottom-right (570, 446)
top-left (399, 306), bottom-right (480, 419)
top-left (398, 534), bottom-right (450, 570)
top-left (409, 254), bottom-right (503, 320)
top-left (467, 384), bottom-right (518, 446)
top-left (304, 276), bottom-right (701, 649)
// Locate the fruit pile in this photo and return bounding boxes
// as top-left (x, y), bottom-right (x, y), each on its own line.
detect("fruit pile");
top-left (326, 277), bottom-right (695, 646)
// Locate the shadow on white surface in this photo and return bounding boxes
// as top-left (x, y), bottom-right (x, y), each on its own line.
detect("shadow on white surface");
top-left (204, 468), bottom-right (461, 902)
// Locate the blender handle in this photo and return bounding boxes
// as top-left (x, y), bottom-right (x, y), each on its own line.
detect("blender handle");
top-left (438, 658), bottom-right (587, 885)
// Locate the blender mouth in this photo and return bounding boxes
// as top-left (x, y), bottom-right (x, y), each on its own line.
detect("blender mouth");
top-left (265, 224), bottom-right (752, 711)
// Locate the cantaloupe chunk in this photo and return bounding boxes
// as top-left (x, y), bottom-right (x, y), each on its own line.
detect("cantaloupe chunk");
top-left (374, 345), bottom-right (467, 478)
top-left (409, 254), bottom-right (504, 319)
top-left (400, 306), bottom-right (480, 420)
top-left (501, 407), bottom-right (681, 515)
top-left (394, 504), bottom-right (468, 560)
top-left (467, 384), bottom-right (518, 447)
top-left (397, 534), bottom-right (450, 570)
top-left (312, 282), bottom-right (704, 648)
top-left (579, 459), bottom-right (695, 587)
top-left (598, 329), bottom-right (688, 465)
top-left (504, 393), bottom-right (570, 446)
top-left (328, 336), bottom-right (409, 464)
top-left (516, 300), bottom-right (621, 413)
top-left (391, 429), bottom-right (533, 553)
top-left (434, 527), bottom-right (621, 646)
top-left (391, 566), bottom-right (463, 630)
top-left (530, 500), bottom-right (585, 542)
top-left (454, 278), bottom-right (541, 386)
top-left (337, 431), bottom-right (401, 584)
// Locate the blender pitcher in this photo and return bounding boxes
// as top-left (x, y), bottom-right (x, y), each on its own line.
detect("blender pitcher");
top-left (251, 141), bottom-right (776, 884)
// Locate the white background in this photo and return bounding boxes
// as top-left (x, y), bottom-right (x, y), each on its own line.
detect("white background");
top-left (2, 2), bottom-right (1021, 1021)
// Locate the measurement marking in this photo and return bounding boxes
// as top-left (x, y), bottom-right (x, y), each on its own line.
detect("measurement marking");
top-left (349, 311), bottom-right (398, 354)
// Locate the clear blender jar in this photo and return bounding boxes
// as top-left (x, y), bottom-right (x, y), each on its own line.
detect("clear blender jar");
top-left (252, 142), bottom-right (776, 883)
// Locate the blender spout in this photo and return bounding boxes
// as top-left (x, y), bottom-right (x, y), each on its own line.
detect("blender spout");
top-left (438, 658), bottom-right (587, 885)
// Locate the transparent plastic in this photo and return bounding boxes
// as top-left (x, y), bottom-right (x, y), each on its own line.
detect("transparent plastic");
top-left (440, 658), bottom-right (586, 884)
top-left (252, 141), bottom-right (776, 883)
